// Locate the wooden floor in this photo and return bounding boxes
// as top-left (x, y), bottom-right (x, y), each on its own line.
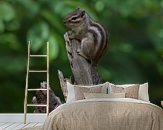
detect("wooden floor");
top-left (0, 122), bottom-right (43, 130)
top-left (0, 113), bottom-right (46, 130)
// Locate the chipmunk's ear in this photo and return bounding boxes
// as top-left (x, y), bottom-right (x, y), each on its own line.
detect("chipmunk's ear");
top-left (80, 10), bottom-right (85, 17)
top-left (75, 8), bottom-right (80, 11)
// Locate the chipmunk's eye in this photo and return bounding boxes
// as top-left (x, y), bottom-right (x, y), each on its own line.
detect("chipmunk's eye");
top-left (71, 17), bottom-right (77, 20)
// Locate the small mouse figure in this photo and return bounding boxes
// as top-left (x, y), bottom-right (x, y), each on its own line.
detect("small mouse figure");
top-left (32, 81), bottom-right (61, 113)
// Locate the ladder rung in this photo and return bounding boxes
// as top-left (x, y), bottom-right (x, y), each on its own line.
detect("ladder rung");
top-left (29, 70), bottom-right (47, 73)
top-left (27, 104), bottom-right (47, 107)
top-left (28, 89), bottom-right (47, 91)
top-left (30, 55), bottom-right (47, 57)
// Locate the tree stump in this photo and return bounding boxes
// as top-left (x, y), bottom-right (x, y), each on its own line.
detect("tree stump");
top-left (64, 32), bottom-right (101, 85)
top-left (58, 33), bottom-right (102, 100)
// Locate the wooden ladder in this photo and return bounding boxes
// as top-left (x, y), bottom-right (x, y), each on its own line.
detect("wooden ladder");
top-left (24, 41), bottom-right (50, 124)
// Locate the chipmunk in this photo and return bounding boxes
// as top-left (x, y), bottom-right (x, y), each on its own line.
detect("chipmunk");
top-left (64, 8), bottom-right (108, 64)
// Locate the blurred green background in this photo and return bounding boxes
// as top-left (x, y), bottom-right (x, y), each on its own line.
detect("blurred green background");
top-left (0, 0), bottom-right (162, 112)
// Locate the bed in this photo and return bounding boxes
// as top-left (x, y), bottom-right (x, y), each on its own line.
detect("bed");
top-left (23, 82), bottom-right (163, 130)
top-left (41, 98), bottom-right (163, 130)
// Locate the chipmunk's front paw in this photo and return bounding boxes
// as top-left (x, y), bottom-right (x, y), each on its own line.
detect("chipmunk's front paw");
top-left (67, 31), bottom-right (75, 40)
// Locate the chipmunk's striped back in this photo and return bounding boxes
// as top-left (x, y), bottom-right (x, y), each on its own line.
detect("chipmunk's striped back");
top-left (88, 20), bottom-right (107, 63)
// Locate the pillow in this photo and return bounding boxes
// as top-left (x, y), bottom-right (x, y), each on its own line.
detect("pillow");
top-left (161, 101), bottom-right (163, 107)
top-left (110, 84), bottom-right (139, 99)
top-left (108, 82), bottom-right (149, 102)
top-left (66, 82), bottom-right (109, 103)
top-left (139, 83), bottom-right (149, 102)
top-left (84, 92), bottom-right (126, 99)
top-left (74, 86), bottom-right (102, 100)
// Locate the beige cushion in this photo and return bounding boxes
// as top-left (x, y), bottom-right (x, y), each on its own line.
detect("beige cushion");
top-left (110, 84), bottom-right (139, 99)
top-left (108, 82), bottom-right (149, 102)
top-left (66, 82), bottom-right (109, 103)
top-left (84, 92), bottom-right (126, 99)
top-left (74, 86), bottom-right (102, 100)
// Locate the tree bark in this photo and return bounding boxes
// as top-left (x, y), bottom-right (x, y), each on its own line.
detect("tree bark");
top-left (64, 32), bottom-right (101, 85)
top-left (58, 70), bottom-right (70, 101)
